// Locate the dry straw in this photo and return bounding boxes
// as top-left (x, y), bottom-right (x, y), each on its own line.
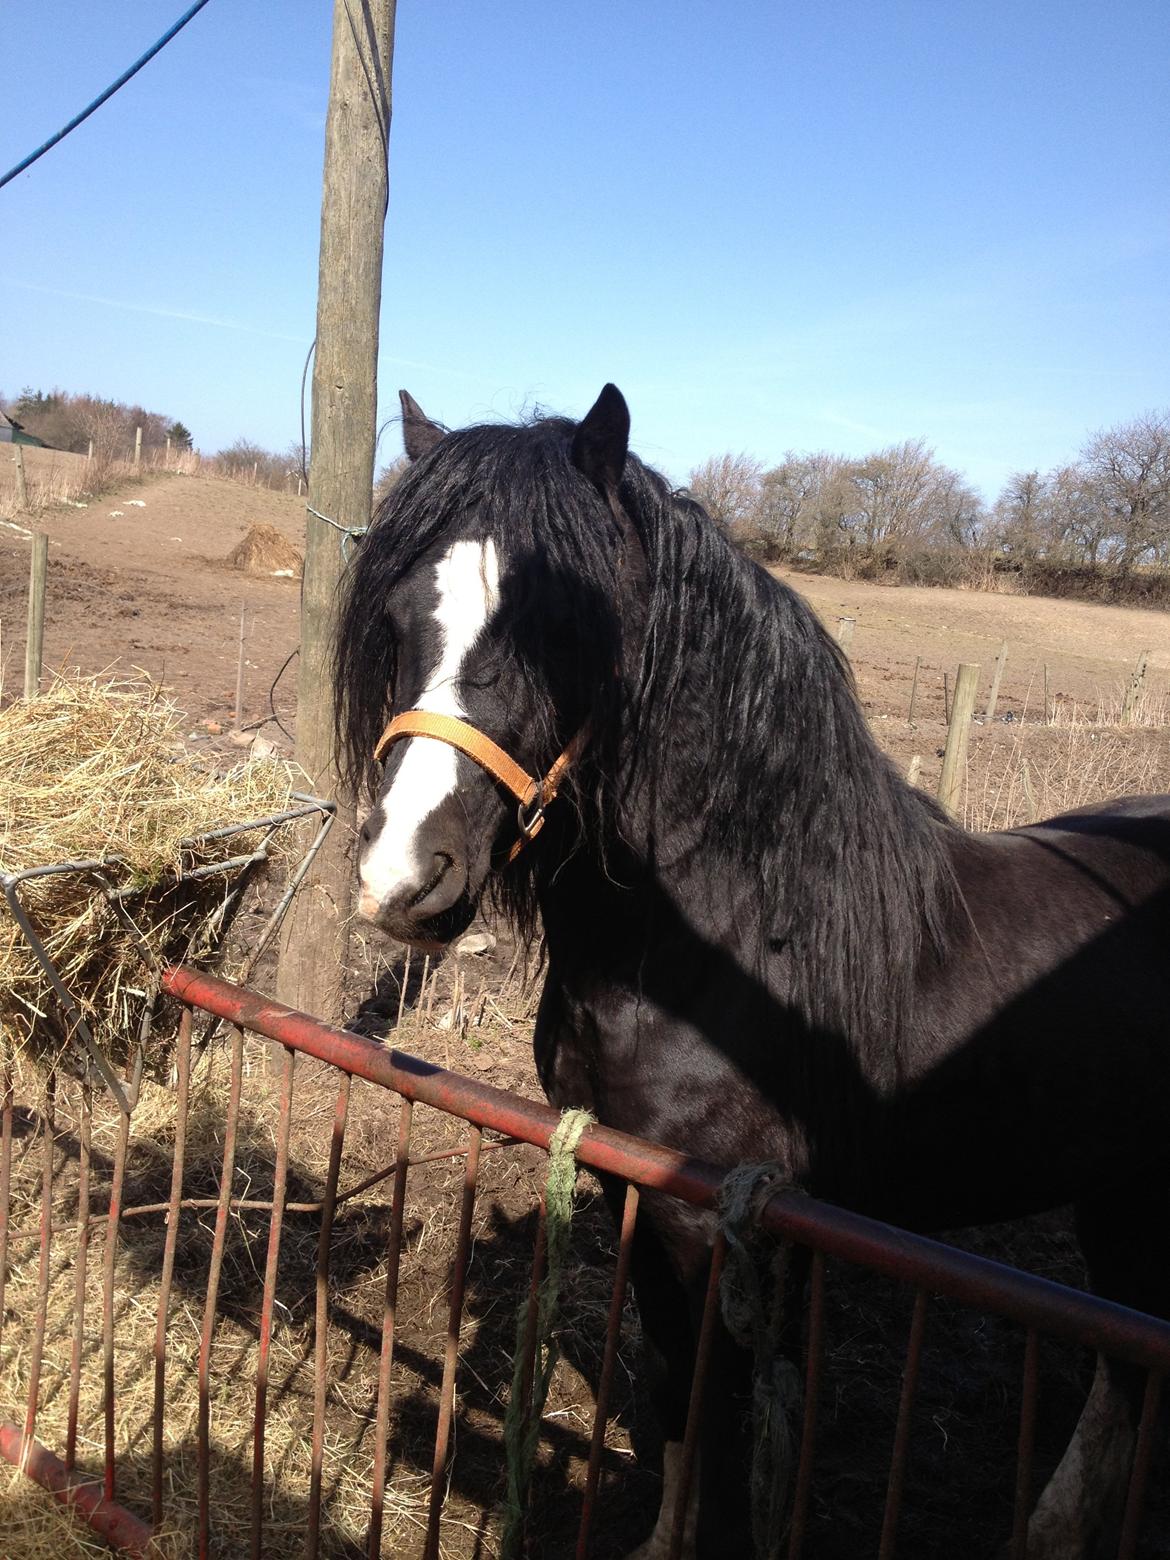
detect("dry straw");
top-left (0, 673), bottom-right (298, 1069)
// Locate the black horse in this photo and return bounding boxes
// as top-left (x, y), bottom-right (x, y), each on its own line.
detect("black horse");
top-left (337, 384), bottom-right (1170, 1559)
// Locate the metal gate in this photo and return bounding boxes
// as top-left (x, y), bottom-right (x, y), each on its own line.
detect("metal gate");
top-left (2, 964), bottom-right (1168, 1558)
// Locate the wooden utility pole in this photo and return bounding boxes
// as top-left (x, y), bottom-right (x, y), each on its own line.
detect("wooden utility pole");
top-left (277, 0), bottom-right (397, 1021)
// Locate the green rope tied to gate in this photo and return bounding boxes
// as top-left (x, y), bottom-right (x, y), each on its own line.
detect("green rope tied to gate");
top-left (718, 1163), bottom-right (804, 1560)
top-left (501, 1106), bottom-right (595, 1559)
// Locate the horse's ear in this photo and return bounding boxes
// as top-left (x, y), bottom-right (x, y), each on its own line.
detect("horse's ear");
top-left (399, 390), bottom-right (445, 461)
top-left (571, 384), bottom-right (630, 497)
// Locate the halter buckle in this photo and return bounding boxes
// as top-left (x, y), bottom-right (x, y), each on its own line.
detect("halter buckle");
top-left (517, 791), bottom-right (546, 842)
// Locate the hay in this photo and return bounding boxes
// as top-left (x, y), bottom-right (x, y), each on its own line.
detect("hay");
top-left (0, 674), bottom-right (298, 1070)
top-left (226, 522), bottom-right (303, 577)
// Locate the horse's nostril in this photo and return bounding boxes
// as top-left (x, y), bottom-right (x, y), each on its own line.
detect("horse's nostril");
top-left (409, 853), bottom-right (454, 909)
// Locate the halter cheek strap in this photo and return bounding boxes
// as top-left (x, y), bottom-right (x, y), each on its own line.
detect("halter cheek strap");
top-left (373, 710), bottom-right (582, 862)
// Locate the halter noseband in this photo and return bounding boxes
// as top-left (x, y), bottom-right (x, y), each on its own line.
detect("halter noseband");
top-left (373, 711), bottom-right (582, 862)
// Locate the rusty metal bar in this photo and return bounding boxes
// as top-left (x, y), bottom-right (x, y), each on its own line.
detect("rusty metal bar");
top-left (877, 1288), bottom-right (930, 1560)
top-left (787, 1249), bottom-right (827, 1560)
top-left (162, 967), bottom-right (1170, 1376)
top-left (1116, 1370), bottom-right (1162, 1560)
top-left (1009, 1328), bottom-right (1040, 1560)
top-left (577, 1182), bottom-right (639, 1559)
top-left (424, 1121), bottom-right (483, 1560)
top-left (21, 1072), bottom-right (55, 1468)
top-left (669, 1233), bottom-right (727, 1560)
top-left (517, 1196), bottom-right (549, 1431)
top-left (4, 1132), bottom-right (523, 1241)
top-left (102, 1053), bottom-right (140, 1503)
top-left (368, 1096), bottom-right (414, 1560)
top-left (305, 1070), bottom-right (352, 1560)
top-left (0, 1060), bottom-right (12, 1361)
top-left (153, 1008), bottom-right (193, 1528)
top-left (65, 1078), bottom-right (93, 1472)
top-left (0, 1421), bottom-right (154, 1557)
top-left (251, 1042), bottom-right (296, 1560)
top-left (198, 1023), bottom-right (245, 1559)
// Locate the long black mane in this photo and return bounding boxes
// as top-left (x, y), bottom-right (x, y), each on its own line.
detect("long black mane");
top-left (336, 412), bottom-right (957, 1058)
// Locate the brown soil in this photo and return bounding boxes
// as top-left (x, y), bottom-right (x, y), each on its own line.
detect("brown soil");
top-left (0, 471), bottom-right (305, 753)
top-left (2, 473), bottom-right (1169, 1556)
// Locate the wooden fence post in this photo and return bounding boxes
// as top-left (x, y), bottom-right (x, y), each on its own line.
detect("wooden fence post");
top-left (14, 443), bottom-right (29, 511)
top-left (836, 615), bottom-right (856, 652)
top-left (134, 426), bottom-right (142, 468)
top-left (1121, 651), bottom-right (1149, 724)
top-left (907, 655), bottom-right (921, 724)
top-left (24, 533), bottom-right (48, 698)
top-left (276, 0), bottom-right (397, 1022)
top-left (906, 754), bottom-right (922, 787)
top-left (938, 663), bottom-right (979, 817)
top-left (985, 640), bottom-right (1008, 721)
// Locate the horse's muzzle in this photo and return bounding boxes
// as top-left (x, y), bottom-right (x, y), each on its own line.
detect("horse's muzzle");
top-left (358, 851), bottom-right (476, 948)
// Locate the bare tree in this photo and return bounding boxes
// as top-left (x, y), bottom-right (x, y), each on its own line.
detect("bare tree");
top-left (757, 452), bottom-right (851, 558)
top-left (688, 452), bottom-right (764, 528)
top-left (1079, 411), bottom-right (1170, 571)
top-left (992, 470), bottom-right (1047, 559)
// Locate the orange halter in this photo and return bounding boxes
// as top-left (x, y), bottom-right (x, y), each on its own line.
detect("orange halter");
top-left (373, 710), bottom-right (583, 862)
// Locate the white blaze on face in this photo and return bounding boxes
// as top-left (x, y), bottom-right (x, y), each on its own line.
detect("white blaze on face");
top-left (358, 538), bottom-right (500, 917)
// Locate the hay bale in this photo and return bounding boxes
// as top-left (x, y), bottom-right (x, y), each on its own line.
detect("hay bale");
top-left (226, 522), bottom-right (303, 577)
top-left (0, 674), bottom-right (299, 1071)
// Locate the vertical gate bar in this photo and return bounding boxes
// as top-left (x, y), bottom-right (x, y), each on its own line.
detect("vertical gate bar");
top-left (65, 1078), bottom-right (93, 1471)
top-left (517, 1195), bottom-right (549, 1425)
top-left (102, 1062), bottom-right (138, 1503)
top-left (424, 1122), bottom-right (483, 1560)
top-left (787, 1249), bottom-right (827, 1560)
top-left (21, 1072), bottom-right (55, 1469)
top-left (0, 1061), bottom-right (13, 1359)
top-left (152, 1012), bottom-right (192, 1528)
top-left (305, 1070), bottom-right (352, 1560)
top-left (1115, 1370), bottom-right (1162, 1560)
top-left (876, 1288), bottom-right (929, 1560)
top-left (251, 1043), bottom-right (296, 1560)
top-left (198, 1023), bottom-right (245, 1560)
top-left (367, 1095), bottom-right (414, 1560)
top-left (576, 1181), bottom-right (639, 1560)
top-left (1009, 1328), bottom-right (1040, 1560)
top-left (668, 1232), bottom-right (727, 1560)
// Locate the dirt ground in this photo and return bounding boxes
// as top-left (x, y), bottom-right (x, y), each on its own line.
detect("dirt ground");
top-left (2, 469), bottom-right (1170, 1557)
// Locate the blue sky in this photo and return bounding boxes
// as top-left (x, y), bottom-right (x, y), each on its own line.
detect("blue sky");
top-left (2, 1), bottom-right (1167, 497)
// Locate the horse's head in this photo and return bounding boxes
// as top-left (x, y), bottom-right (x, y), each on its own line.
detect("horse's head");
top-left (338, 385), bottom-right (634, 949)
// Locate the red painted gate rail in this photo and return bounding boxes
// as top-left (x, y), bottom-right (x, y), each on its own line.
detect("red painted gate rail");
top-left (0, 963), bottom-right (1166, 1559)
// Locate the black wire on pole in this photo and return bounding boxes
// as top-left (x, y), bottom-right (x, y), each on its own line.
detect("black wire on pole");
top-left (0, 0), bottom-right (215, 193)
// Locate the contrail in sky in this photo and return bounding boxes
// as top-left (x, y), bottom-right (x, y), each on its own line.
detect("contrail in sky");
top-left (11, 279), bottom-right (307, 343)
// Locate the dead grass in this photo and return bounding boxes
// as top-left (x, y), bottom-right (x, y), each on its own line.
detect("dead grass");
top-left (226, 524), bottom-right (303, 579)
top-left (0, 673), bottom-right (298, 1070)
top-left (0, 446), bottom-right (199, 523)
top-left (961, 722), bottom-right (1170, 833)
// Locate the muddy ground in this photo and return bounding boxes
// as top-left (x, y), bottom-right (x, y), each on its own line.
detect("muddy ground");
top-left (1, 466), bottom-right (1169, 1557)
